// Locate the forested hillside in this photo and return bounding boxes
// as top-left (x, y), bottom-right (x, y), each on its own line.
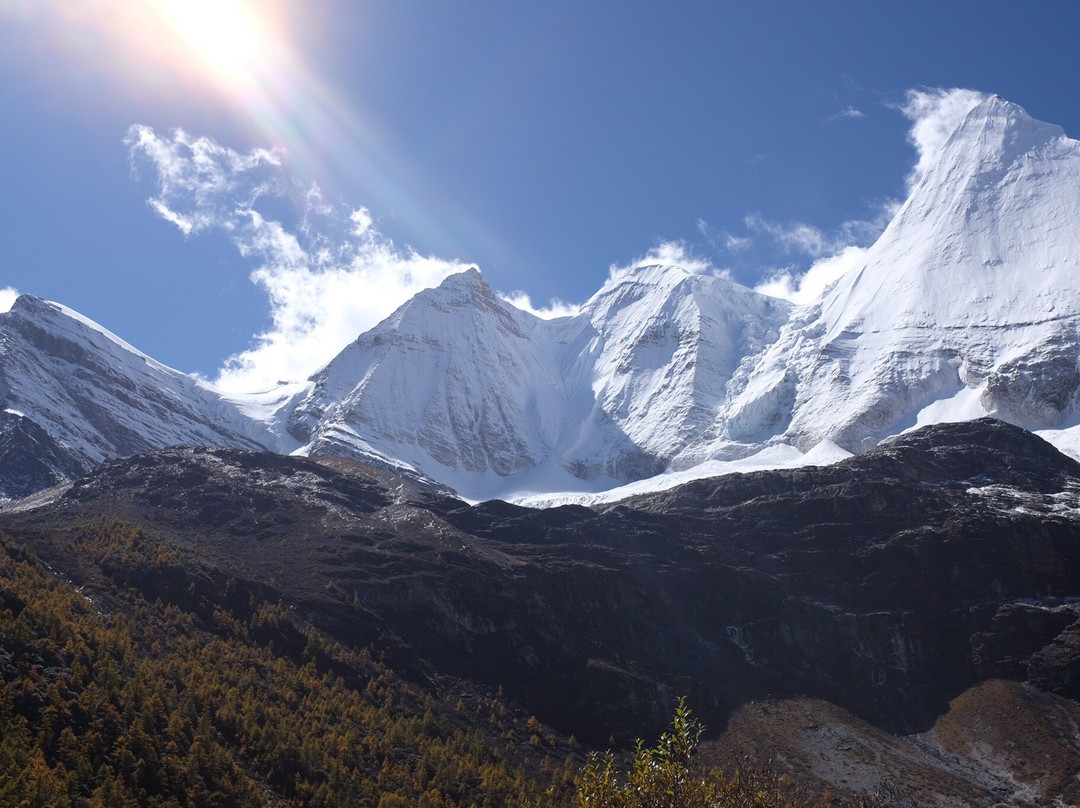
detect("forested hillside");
top-left (0, 521), bottom-right (578, 807)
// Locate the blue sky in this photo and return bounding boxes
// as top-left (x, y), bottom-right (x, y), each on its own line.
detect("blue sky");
top-left (3, 1), bottom-right (1080, 391)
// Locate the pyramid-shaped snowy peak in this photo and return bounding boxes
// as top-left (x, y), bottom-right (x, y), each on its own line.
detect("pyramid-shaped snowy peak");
top-left (720, 96), bottom-right (1080, 455)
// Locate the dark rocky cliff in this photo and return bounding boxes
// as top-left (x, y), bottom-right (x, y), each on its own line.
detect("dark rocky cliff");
top-left (5, 418), bottom-right (1080, 748)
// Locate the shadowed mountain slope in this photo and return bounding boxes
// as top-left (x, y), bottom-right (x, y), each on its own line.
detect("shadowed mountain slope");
top-left (6, 419), bottom-right (1080, 743)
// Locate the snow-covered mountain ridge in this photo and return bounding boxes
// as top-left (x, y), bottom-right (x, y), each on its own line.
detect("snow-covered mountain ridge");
top-left (5, 95), bottom-right (1080, 504)
top-left (0, 294), bottom-right (294, 500)
top-left (282, 263), bottom-right (791, 500)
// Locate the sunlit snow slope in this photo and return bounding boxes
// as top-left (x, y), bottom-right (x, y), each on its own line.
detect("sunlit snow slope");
top-left (0, 296), bottom-right (287, 499)
top-left (720, 96), bottom-right (1080, 457)
top-left (283, 265), bottom-right (789, 500)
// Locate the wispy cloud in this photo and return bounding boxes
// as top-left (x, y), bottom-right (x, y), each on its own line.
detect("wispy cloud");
top-left (899, 87), bottom-right (988, 188)
top-left (0, 288), bottom-right (19, 314)
top-left (742, 209), bottom-right (895, 260)
top-left (607, 241), bottom-right (730, 284)
top-left (641, 241), bottom-right (718, 274)
top-left (125, 125), bottom-right (282, 236)
top-left (696, 219), bottom-right (752, 254)
top-left (740, 206), bottom-right (899, 304)
top-left (697, 210), bottom-right (882, 305)
top-left (823, 105), bottom-right (865, 125)
top-left (127, 126), bottom-right (471, 394)
top-left (744, 214), bottom-right (837, 257)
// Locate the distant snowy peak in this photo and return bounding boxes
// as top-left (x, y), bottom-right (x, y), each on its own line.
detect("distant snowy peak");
top-left (585, 263), bottom-right (788, 331)
top-left (276, 95), bottom-right (1080, 505)
top-left (10, 294), bottom-right (165, 368)
top-left (0, 295), bottom-right (279, 499)
top-left (573, 265), bottom-right (791, 476)
top-left (287, 268), bottom-right (570, 482)
top-left (8, 95), bottom-right (1080, 506)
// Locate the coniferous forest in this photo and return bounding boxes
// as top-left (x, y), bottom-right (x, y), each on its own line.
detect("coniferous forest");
top-left (0, 518), bottom-right (882, 807)
top-left (0, 520), bottom-right (580, 807)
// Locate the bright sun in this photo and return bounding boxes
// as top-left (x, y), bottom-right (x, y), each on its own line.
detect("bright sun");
top-left (152, 0), bottom-right (271, 86)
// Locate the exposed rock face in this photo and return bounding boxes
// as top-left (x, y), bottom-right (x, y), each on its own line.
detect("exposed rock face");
top-left (7, 419), bottom-right (1080, 748)
top-left (0, 410), bottom-right (87, 497)
top-left (981, 336), bottom-right (1080, 427)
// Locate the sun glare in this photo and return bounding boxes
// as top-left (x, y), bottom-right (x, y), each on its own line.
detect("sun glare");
top-left (152, 0), bottom-right (272, 86)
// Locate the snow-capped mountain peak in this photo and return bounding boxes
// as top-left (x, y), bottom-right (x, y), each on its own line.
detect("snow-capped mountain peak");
top-left (730, 96), bottom-right (1080, 455)
top-left (285, 268), bottom-right (569, 488)
top-left (281, 262), bottom-right (791, 498)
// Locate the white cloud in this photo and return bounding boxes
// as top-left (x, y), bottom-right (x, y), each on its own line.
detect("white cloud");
top-left (0, 287), bottom-right (19, 313)
top-left (824, 105), bottom-right (865, 124)
top-left (725, 234), bottom-right (752, 251)
top-left (754, 245), bottom-right (866, 305)
top-left (128, 126), bottom-right (468, 394)
top-left (744, 213), bottom-right (835, 257)
top-left (498, 291), bottom-right (581, 320)
top-left (126, 124), bottom-right (282, 237)
top-left (608, 241), bottom-right (729, 284)
top-left (697, 218), bottom-right (752, 253)
top-left (900, 87), bottom-right (988, 188)
top-left (225, 216), bottom-right (467, 392)
top-left (642, 241), bottom-right (716, 274)
top-left (734, 207), bottom-right (895, 305)
top-left (742, 211), bottom-right (893, 259)
top-left (745, 201), bottom-right (895, 247)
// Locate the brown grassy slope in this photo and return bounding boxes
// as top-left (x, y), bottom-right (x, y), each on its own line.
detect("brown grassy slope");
top-left (705, 680), bottom-right (1080, 807)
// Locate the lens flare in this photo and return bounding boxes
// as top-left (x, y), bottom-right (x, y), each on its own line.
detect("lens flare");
top-left (11, 0), bottom-right (518, 272)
